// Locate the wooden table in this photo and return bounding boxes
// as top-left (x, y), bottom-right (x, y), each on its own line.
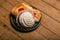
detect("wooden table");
top-left (0, 0), bottom-right (60, 40)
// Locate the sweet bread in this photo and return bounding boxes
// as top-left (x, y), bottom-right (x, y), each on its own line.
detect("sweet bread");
top-left (11, 3), bottom-right (33, 17)
top-left (32, 9), bottom-right (41, 22)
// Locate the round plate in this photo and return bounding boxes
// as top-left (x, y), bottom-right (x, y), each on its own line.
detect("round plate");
top-left (10, 14), bottom-right (41, 32)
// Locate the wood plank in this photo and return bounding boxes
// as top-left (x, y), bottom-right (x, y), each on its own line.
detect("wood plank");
top-left (24, 0), bottom-right (60, 36)
top-left (6, 0), bottom-right (23, 6)
top-left (36, 25), bottom-right (60, 40)
top-left (1, 7), bottom-right (58, 39)
top-left (0, 0), bottom-right (13, 11)
top-left (0, 24), bottom-right (22, 40)
top-left (0, 31), bottom-right (22, 40)
top-left (42, 0), bottom-right (60, 11)
top-left (0, 0), bottom-right (47, 40)
top-left (0, 0), bottom-right (60, 38)
top-left (1, 10), bottom-right (60, 40)
top-left (0, 0), bottom-right (60, 37)
top-left (41, 13), bottom-right (60, 36)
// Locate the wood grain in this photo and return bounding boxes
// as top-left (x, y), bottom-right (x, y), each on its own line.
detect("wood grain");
top-left (0, 0), bottom-right (60, 40)
top-left (42, 0), bottom-right (60, 11)
top-left (0, 0), bottom-right (47, 40)
top-left (0, 26), bottom-right (22, 40)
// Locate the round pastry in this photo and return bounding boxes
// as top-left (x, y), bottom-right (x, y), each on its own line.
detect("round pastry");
top-left (32, 9), bottom-right (41, 22)
top-left (11, 3), bottom-right (33, 17)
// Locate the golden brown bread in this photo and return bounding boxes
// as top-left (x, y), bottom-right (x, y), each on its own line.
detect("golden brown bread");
top-left (11, 3), bottom-right (33, 17)
top-left (32, 9), bottom-right (41, 22)
top-left (11, 3), bottom-right (41, 22)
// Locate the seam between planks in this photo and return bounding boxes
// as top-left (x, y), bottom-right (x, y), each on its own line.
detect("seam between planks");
top-left (41, 0), bottom-right (60, 11)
